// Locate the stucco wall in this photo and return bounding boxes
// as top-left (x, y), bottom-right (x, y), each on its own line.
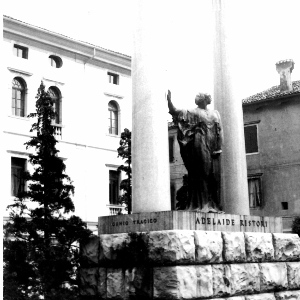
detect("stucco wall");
top-left (243, 97), bottom-right (300, 221)
top-left (2, 18), bottom-right (132, 226)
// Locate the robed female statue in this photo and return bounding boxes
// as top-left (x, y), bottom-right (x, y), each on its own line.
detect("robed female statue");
top-left (167, 90), bottom-right (223, 212)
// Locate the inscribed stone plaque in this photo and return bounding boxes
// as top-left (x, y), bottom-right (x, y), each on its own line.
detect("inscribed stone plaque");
top-left (98, 211), bottom-right (282, 234)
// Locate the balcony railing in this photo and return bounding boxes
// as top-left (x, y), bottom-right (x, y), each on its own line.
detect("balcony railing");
top-left (52, 124), bottom-right (62, 139)
top-left (107, 204), bottom-right (125, 215)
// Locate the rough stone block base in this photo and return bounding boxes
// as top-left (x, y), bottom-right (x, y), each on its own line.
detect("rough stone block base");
top-left (80, 230), bottom-right (300, 299)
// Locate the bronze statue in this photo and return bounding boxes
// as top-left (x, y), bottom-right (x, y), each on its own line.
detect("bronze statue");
top-left (167, 90), bottom-right (223, 212)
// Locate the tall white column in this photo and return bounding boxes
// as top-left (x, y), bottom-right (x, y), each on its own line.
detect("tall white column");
top-left (213, 0), bottom-right (250, 215)
top-left (131, 1), bottom-right (171, 213)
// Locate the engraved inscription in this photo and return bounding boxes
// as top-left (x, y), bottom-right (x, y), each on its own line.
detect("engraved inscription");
top-left (195, 217), bottom-right (268, 228)
top-left (111, 218), bottom-right (157, 227)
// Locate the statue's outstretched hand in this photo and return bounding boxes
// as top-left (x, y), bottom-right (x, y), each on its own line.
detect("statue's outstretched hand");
top-left (167, 90), bottom-right (171, 102)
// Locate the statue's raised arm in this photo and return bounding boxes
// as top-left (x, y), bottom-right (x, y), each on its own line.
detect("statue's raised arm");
top-left (167, 90), bottom-right (180, 116)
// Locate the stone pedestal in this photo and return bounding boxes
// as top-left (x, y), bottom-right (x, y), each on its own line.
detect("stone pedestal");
top-left (80, 227), bottom-right (300, 299)
top-left (98, 211), bottom-right (282, 235)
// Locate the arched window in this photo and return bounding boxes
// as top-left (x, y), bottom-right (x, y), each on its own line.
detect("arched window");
top-left (48, 87), bottom-right (62, 124)
top-left (49, 55), bottom-right (63, 68)
top-left (108, 101), bottom-right (119, 135)
top-left (12, 77), bottom-right (26, 117)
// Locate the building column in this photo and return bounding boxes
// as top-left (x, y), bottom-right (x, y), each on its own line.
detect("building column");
top-left (213, 0), bottom-right (250, 215)
top-left (131, 1), bottom-right (171, 213)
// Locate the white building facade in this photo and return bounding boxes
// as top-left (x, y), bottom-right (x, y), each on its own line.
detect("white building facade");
top-left (2, 16), bottom-right (132, 231)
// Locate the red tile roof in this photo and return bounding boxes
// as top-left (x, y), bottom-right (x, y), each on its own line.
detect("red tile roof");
top-left (242, 80), bottom-right (300, 105)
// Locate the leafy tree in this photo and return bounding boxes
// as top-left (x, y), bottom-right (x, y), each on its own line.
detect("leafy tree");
top-left (4, 82), bottom-right (92, 300)
top-left (292, 216), bottom-right (300, 237)
top-left (117, 128), bottom-right (132, 214)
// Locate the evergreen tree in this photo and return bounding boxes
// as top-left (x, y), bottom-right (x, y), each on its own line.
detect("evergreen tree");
top-left (117, 128), bottom-right (132, 214)
top-left (4, 82), bottom-right (92, 300)
top-left (292, 216), bottom-right (300, 237)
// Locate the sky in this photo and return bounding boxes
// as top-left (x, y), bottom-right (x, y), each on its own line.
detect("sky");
top-left (3, 0), bottom-right (300, 109)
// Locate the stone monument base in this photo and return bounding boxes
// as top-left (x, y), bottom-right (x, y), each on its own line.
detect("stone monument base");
top-left (98, 211), bottom-right (283, 234)
top-left (80, 222), bottom-right (300, 299)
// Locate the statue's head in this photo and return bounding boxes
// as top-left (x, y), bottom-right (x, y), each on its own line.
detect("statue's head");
top-left (195, 93), bottom-right (212, 106)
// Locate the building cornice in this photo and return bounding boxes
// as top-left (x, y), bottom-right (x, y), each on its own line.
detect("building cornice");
top-left (3, 16), bottom-right (131, 73)
top-left (104, 92), bottom-right (124, 99)
top-left (3, 131), bottom-right (118, 153)
top-left (7, 67), bottom-right (33, 76)
top-left (43, 77), bottom-right (65, 86)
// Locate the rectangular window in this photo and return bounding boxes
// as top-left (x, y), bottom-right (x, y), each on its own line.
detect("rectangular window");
top-left (11, 157), bottom-right (26, 196)
top-left (244, 124), bottom-right (258, 154)
top-left (108, 72), bottom-right (119, 85)
top-left (109, 170), bottom-right (120, 205)
top-left (281, 202), bottom-right (288, 210)
top-left (169, 136), bottom-right (175, 162)
top-left (13, 45), bottom-right (28, 59)
top-left (248, 177), bottom-right (262, 208)
top-left (170, 183), bottom-right (176, 210)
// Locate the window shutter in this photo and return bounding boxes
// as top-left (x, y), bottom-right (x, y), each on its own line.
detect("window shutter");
top-left (244, 125), bottom-right (258, 154)
top-left (59, 97), bottom-right (62, 124)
